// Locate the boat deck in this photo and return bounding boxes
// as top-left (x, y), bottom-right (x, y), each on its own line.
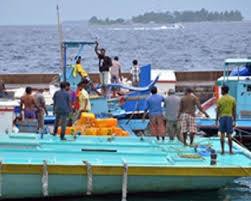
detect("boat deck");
top-left (0, 134), bottom-right (250, 199)
top-left (0, 134), bottom-right (250, 169)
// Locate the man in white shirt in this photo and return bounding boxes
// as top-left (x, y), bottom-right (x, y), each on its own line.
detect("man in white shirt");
top-left (131, 59), bottom-right (140, 86)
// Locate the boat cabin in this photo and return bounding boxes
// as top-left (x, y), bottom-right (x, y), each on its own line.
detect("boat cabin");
top-left (217, 58), bottom-right (251, 120)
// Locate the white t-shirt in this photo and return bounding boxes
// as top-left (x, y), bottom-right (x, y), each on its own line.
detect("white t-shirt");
top-left (79, 89), bottom-right (91, 112)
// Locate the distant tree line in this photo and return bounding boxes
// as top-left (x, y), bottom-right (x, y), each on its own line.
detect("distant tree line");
top-left (89, 9), bottom-right (243, 25)
top-left (89, 16), bottom-right (126, 25)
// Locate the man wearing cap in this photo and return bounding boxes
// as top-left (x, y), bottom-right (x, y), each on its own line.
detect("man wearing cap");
top-left (164, 89), bottom-right (181, 140)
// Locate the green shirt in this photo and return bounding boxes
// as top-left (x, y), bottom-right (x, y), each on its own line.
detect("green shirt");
top-left (217, 94), bottom-right (236, 117)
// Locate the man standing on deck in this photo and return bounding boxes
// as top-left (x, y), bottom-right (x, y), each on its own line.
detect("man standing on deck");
top-left (34, 89), bottom-right (48, 132)
top-left (111, 56), bottom-right (122, 83)
top-left (178, 88), bottom-right (209, 146)
top-left (131, 59), bottom-right (140, 86)
top-left (20, 87), bottom-right (39, 119)
top-left (65, 82), bottom-right (76, 126)
top-left (73, 56), bottom-right (88, 79)
top-left (143, 86), bottom-right (166, 141)
top-left (164, 89), bottom-right (181, 140)
top-left (53, 82), bottom-right (72, 140)
top-left (65, 82), bottom-right (76, 109)
top-left (95, 41), bottom-right (112, 96)
top-left (216, 85), bottom-right (236, 155)
top-left (0, 79), bottom-right (7, 97)
top-left (78, 79), bottom-right (91, 117)
top-left (110, 56), bottom-right (122, 97)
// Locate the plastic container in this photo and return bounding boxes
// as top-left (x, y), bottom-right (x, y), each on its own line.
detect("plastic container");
top-left (96, 128), bottom-right (113, 136)
top-left (79, 112), bottom-right (96, 124)
top-left (85, 128), bottom-right (99, 135)
top-left (57, 127), bottom-right (75, 135)
top-left (95, 118), bottom-right (118, 127)
top-left (121, 131), bottom-right (129, 136)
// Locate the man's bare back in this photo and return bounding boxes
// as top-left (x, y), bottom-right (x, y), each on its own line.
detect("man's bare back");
top-left (20, 87), bottom-right (38, 119)
top-left (21, 94), bottom-right (36, 110)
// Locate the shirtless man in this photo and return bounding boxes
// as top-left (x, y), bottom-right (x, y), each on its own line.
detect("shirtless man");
top-left (20, 87), bottom-right (39, 119)
top-left (178, 88), bottom-right (209, 145)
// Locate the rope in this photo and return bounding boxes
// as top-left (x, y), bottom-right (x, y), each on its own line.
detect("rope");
top-left (232, 129), bottom-right (247, 149)
top-left (83, 161), bottom-right (93, 195)
top-left (0, 161), bottom-right (2, 197)
top-left (121, 162), bottom-right (128, 201)
top-left (42, 160), bottom-right (49, 197)
top-left (234, 127), bottom-right (251, 135)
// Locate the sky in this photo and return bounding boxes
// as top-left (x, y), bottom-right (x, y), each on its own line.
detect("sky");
top-left (0, 0), bottom-right (251, 25)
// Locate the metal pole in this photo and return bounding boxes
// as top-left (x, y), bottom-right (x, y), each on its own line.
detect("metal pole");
top-left (223, 64), bottom-right (226, 84)
top-left (63, 45), bottom-right (67, 81)
top-left (238, 66), bottom-right (240, 81)
top-left (56, 5), bottom-right (64, 76)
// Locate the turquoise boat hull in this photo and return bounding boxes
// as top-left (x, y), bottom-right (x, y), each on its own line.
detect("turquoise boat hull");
top-left (0, 134), bottom-right (250, 199)
top-left (1, 174), bottom-right (236, 198)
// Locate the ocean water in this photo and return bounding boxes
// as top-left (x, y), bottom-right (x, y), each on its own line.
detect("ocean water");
top-left (0, 21), bottom-right (251, 200)
top-left (0, 21), bottom-right (251, 73)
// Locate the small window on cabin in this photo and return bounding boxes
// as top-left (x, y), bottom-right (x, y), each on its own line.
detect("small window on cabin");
top-left (247, 85), bottom-right (251, 92)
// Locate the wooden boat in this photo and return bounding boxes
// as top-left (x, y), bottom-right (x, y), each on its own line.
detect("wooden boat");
top-left (0, 133), bottom-right (250, 199)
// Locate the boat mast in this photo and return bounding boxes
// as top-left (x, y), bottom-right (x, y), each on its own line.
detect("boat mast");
top-left (56, 5), bottom-right (65, 80)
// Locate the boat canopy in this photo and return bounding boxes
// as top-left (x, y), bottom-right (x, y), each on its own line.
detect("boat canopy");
top-left (151, 69), bottom-right (176, 82)
top-left (224, 58), bottom-right (251, 65)
top-left (61, 41), bottom-right (96, 81)
top-left (63, 41), bottom-right (96, 48)
top-left (218, 76), bottom-right (251, 81)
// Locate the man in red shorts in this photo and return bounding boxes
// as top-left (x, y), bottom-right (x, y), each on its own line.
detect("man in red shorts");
top-left (143, 86), bottom-right (166, 141)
